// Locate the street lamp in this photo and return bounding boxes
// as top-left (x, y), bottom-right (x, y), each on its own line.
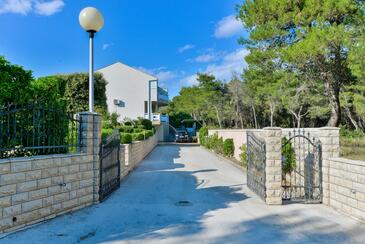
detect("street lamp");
top-left (79, 7), bottom-right (104, 112)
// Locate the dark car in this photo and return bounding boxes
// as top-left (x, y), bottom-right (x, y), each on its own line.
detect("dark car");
top-left (175, 129), bottom-right (189, 143)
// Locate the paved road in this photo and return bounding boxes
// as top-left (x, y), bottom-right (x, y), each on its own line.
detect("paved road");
top-left (2, 145), bottom-right (365, 243)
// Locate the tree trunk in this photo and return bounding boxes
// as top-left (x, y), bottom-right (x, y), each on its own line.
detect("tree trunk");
top-left (251, 103), bottom-right (258, 129)
top-left (239, 113), bottom-right (244, 129)
top-left (214, 105), bottom-right (222, 128)
top-left (345, 107), bottom-right (359, 130)
top-left (325, 81), bottom-right (341, 127)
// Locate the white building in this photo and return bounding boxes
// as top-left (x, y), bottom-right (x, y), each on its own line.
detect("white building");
top-left (97, 62), bottom-right (169, 122)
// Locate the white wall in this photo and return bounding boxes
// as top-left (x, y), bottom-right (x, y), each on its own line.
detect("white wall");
top-left (98, 62), bottom-right (158, 120)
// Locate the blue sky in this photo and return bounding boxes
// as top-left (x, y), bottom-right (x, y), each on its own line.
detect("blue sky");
top-left (0, 0), bottom-right (248, 97)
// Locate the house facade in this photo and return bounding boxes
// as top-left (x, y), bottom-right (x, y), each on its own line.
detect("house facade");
top-left (98, 62), bottom-right (169, 122)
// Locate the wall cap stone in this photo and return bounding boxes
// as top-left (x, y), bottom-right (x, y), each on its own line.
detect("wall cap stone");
top-left (263, 127), bottom-right (282, 130)
top-left (330, 157), bottom-right (365, 166)
top-left (319, 127), bottom-right (340, 131)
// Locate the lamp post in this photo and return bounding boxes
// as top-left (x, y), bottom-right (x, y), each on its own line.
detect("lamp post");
top-left (79, 7), bottom-right (104, 112)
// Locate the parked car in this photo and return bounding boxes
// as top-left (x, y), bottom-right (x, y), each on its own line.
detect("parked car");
top-left (175, 128), bottom-right (189, 143)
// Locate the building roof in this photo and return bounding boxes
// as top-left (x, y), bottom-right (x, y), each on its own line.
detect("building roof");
top-left (97, 61), bottom-right (158, 81)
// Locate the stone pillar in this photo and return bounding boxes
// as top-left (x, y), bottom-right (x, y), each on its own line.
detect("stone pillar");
top-left (318, 127), bottom-right (340, 205)
top-left (263, 127), bottom-right (282, 205)
top-left (78, 112), bottom-right (102, 203)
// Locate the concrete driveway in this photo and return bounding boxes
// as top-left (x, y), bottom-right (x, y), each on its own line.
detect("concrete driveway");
top-left (2, 144), bottom-right (365, 243)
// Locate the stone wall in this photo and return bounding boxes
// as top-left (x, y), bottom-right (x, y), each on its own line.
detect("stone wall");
top-left (0, 154), bottom-right (95, 233)
top-left (328, 157), bottom-right (365, 222)
top-left (0, 112), bottom-right (101, 233)
top-left (121, 132), bottom-right (159, 177)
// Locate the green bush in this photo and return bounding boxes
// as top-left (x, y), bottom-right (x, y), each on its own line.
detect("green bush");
top-left (102, 128), bottom-right (114, 141)
top-left (133, 128), bottom-right (144, 133)
top-left (102, 120), bottom-right (113, 129)
top-left (139, 118), bottom-right (153, 130)
top-left (132, 133), bottom-right (145, 141)
top-left (121, 133), bottom-right (132, 144)
top-left (199, 127), bottom-right (208, 146)
top-left (282, 137), bottom-right (296, 175)
top-left (144, 130), bottom-right (154, 138)
top-left (239, 145), bottom-right (247, 167)
top-left (223, 139), bottom-right (234, 157)
top-left (119, 125), bottom-right (134, 133)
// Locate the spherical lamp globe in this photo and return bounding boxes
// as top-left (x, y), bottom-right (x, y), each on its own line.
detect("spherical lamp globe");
top-left (79, 7), bottom-right (104, 32)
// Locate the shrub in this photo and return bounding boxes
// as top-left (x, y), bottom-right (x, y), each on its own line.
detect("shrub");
top-left (121, 133), bottom-right (132, 144)
top-left (199, 127), bottom-right (208, 146)
top-left (119, 125), bottom-right (134, 133)
top-left (223, 139), bottom-right (234, 157)
top-left (282, 137), bottom-right (296, 175)
top-left (144, 130), bottom-right (154, 138)
top-left (132, 133), bottom-right (145, 141)
top-left (102, 128), bottom-right (114, 141)
top-left (239, 145), bottom-right (247, 167)
top-left (102, 120), bottom-right (113, 129)
top-left (133, 128), bottom-right (144, 133)
top-left (139, 118), bottom-right (153, 130)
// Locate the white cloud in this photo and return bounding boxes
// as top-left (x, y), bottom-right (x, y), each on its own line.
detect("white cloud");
top-left (0, 0), bottom-right (32, 15)
top-left (195, 54), bottom-right (216, 63)
top-left (180, 48), bottom-right (249, 86)
top-left (34, 0), bottom-right (64, 16)
top-left (0, 0), bottom-right (64, 15)
top-left (214, 15), bottom-right (243, 39)
top-left (178, 44), bottom-right (195, 53)
top-left (137, 66), bottom-right (180, 83)
top-left (102, 43), bottom-right (114, 50)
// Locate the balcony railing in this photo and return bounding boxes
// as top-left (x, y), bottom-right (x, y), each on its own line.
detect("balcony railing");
top-left (144, 113), bottom-right (169, 123)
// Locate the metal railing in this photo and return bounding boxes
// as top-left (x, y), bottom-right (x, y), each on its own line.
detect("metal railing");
top-left (0, 104), bottom-right (81, 158)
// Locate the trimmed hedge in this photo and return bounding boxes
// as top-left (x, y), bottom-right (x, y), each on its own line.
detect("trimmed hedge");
top-left (239, 145), bottom-right (247, 167)
top-left (223, 139), bottom-right (234, 157)
top-left (121, 133), bottom-right (133, 144)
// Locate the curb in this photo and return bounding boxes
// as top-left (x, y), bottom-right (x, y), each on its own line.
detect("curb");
top-left (200, 146), bottom-right (246, 172)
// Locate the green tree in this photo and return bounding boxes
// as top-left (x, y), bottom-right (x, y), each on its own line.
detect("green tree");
top-left (0, 56), bottom-right (33, 106)
top-left (238, 0), bottom-right (365, 127)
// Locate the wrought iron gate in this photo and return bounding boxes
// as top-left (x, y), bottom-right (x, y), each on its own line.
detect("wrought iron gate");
top-left (247, 131), bottom-right (266, 200)
top-left (99, 129), bottom-right (120, 202)
top-left (282, 129), bottom-right (322, 203)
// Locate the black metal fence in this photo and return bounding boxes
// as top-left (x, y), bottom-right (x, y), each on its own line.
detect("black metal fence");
top-left (247, 131), bottom-right (267, 201)
top-left (0, 104), bottom-right (81, 158)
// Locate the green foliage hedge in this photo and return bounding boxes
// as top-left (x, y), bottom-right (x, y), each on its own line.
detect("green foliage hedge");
top-left (239, 145), bottom-right (247, 167)
top-left (121, 133), bottom-right (133, 144)
top-left (223, 139), bottom-right (234, 157)
top-left (282, 137), bottom-right (296, 175)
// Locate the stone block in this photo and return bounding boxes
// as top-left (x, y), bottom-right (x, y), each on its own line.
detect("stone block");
top-left (69, 165), bottom-right (80, 173)
top-left (80, 179), bottom-right (93, 188)
top-left (11, 192), bottom-right (29, 205)
top-left (64, 174), bottom-right (79, 182)
top-left (58, 166), bottom-right (69, 174)
top-left (22, 199), bottom-right (43, 212)
top-left (32, 158), bottom-right (53, 170)
top-left (79, 195), bottom-right (93, 204)
top-left (0, 217), bottom-right (13, 230)
top-left (48, 185), bottom-right (62, 195)
top-left (39, 206), bottom-right (52, 217)
top-left (51, 176), bottom-right (64, 185)
top-left (3, 204), bottom-right (22, 217)
top-left (10, 161), bottom-right (32, 173)
top-left (52, 203), bottom-right (62, 213)
top-left (38, 178), bottom-right (52, 188)
top-left (0, 196), bottom-right (11, 208)
top-left (54, 193), bottom-right (69, 203)
top-left (0, 163), bottom-right (10, 174)
top-left (1, 173), bottom-right (26, 185)
top-left (0, 184), bottom-right (16, 197)
top-left (43, 196), bottom-right (54, 207)
top-left (42, 167), bottom-right (59, 178)
top-left (29, 189), bottom-right (48, 200)
top-left (62, 198), bottom-right (78, 209)
top-left (17, 180), bottom-right (37, 193)
top-left (26, 170), bottom-right (42, 181)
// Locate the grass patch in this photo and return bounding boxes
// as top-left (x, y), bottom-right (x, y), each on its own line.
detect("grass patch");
top-left (340, 129), bottom-right (365, 161)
